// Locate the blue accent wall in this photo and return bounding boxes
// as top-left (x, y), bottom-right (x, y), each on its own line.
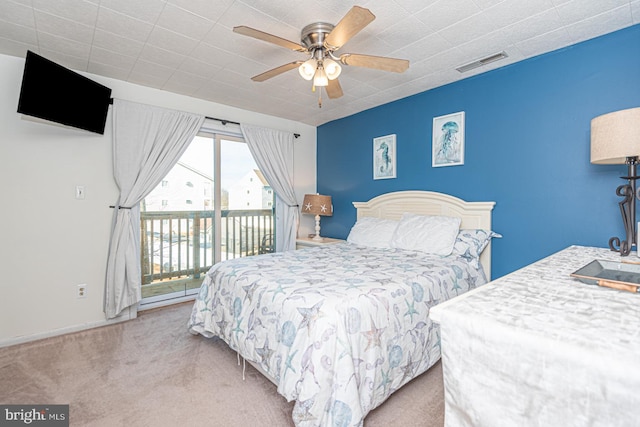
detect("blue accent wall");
top-left (317, 24), bottom-right (640, 279)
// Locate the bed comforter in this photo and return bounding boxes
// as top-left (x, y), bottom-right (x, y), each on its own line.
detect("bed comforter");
top-left (188, 243), bottom-right (486, 427)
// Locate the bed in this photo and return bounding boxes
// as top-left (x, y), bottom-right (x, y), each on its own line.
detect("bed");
top-left (188, 190), bottom-right (496, 427)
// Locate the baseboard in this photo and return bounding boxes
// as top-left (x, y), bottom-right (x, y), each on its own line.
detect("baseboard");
top-left (0, 306), bottom-right (136, 348)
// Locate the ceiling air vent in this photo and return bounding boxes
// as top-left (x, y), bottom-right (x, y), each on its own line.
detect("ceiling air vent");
top-left (456, 51), bottom-right (508, 73)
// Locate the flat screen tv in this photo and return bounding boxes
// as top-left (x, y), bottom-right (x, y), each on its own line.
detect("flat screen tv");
top-left (17, 51), bottom-right (112, 135)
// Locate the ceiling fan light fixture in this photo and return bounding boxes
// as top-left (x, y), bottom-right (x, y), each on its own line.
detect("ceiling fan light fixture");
top-left (236, 6), bottom-right (409, 104)
top-left (299, 58), bottom-right (316, 80)
top-left (313, 66), bottom-right (329, 87)
top-left (323, 58), bottom-right (341, 80)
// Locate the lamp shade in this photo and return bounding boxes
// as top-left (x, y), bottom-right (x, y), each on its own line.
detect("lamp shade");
top-left (591, 107), bottom-right (640, 164)
top-left (299, 58), bottom-right (316, 81)
top-left (302, 194), bottom-right (333, 216)
top-left (313, 67), bottom-right (328, 87)
top-left (323, 58), bottom-right (342, 80)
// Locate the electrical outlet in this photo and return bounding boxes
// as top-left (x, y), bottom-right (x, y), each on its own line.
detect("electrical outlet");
top-left (77, 284), bottom-right (87, 298)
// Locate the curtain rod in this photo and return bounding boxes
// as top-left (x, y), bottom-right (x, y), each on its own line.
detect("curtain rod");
top-left (205, 116), bottom-right (300, 139)
top-left (109, 98), bottom-right (300, 138)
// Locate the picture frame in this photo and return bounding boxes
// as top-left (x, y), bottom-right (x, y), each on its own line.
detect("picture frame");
top-left (373, 134), bottom-right (396, 180)
top-left (432, 111), bottom-right (465, 167)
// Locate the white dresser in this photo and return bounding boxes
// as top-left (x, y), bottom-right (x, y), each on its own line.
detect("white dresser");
top-left (430, 245), bottom-right (640, 427)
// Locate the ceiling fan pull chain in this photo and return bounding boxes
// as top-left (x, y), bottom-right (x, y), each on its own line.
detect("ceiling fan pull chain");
top-left (318, 90), bottom-right (322, 108)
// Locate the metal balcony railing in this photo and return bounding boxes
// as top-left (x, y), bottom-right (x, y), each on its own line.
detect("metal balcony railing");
top-left (140, 209), bottom-right (274, 287)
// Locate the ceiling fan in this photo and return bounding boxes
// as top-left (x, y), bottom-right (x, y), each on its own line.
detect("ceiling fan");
top-left (233, 6), bottom-right (410, 107)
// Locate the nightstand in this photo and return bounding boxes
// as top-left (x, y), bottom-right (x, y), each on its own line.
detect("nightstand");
top-left (295, 236), bottom-right (345, 249)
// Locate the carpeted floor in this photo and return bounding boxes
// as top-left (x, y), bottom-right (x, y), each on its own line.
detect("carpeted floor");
top-left (0, 302), bottom-right (444, 426)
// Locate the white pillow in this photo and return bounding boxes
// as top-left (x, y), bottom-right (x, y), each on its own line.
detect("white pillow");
top-left (347, 217), bottom-right (399, 248)
top-left (390, 213), bottom-right (461, 255)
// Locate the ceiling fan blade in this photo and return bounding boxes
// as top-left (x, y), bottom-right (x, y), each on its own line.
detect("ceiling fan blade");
top-left (324, 6), bottom-right (375, 50)
top-left (340, 53), bottom-right (409, 73)
top-left (326, 79), bottom-right (343, 99)
top-left (251, 62), bottom-right (302, 82)
top-left (233, 26), bottom-right (306, 52)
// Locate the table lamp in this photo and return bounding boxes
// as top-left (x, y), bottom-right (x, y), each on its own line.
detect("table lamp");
top-left (591, 107), bottom-right (640, 256)
top-left (302, 194), bottom-right (333, 241)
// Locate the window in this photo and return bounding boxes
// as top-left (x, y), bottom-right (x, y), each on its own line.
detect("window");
top-left (140, 126), bottom-right (275, 307)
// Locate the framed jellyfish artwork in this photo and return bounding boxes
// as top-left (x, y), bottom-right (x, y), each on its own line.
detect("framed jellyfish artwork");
top-left (373, 134), bottom-right (396, 179)
top-left (432, 111), bottom-right (465, 167)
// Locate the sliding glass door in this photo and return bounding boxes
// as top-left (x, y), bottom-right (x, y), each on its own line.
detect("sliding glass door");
top-left (139, 131), bottom-right (275, 306)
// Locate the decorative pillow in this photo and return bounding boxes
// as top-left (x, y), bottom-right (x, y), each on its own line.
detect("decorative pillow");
top-left (347, 217), bottom-right (399, 248)
top-left (452, 229), bottom-right (502, 266)
top-left (390, 213), bottom-right (461, 255)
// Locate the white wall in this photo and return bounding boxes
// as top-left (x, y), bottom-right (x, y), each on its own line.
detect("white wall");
top-left (0, 53), bottom-right (317, 345)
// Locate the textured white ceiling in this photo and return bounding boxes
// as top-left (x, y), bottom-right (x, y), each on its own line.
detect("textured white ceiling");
top-left (0, 0), bottom-right (638, 126)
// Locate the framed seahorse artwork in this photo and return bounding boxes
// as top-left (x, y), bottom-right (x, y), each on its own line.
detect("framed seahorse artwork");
top-left (432, 111), bottom-right (465, 167)
top-left (373, 134), bottom-right (396, 180)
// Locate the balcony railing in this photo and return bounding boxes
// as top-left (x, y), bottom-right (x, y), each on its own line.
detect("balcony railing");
top-left (140, 209), bottom-right (274, 288)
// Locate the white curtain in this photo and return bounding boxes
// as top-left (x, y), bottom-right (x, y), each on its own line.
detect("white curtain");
top-left (105, 99), bottom-right (204, 319)
top-left (241, 124), bottom-right (298, 252)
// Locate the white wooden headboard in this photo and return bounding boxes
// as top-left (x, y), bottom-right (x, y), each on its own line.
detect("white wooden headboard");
top-left (353, 191), bottom-right (496, 279)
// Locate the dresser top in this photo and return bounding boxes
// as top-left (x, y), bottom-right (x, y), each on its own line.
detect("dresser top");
top-left (431, 245), bottom-right (640, 357)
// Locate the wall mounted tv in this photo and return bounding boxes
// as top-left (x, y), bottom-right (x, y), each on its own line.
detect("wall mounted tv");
top-left (17, 51), bottom-right (112, 135)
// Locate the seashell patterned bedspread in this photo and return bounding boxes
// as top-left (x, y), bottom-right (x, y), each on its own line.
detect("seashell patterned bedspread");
top-left (188, 242), bottom-right (486, 427)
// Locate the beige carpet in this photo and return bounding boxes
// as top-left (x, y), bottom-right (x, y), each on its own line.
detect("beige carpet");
top-left (0, 302), bottom-right (444, 426)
